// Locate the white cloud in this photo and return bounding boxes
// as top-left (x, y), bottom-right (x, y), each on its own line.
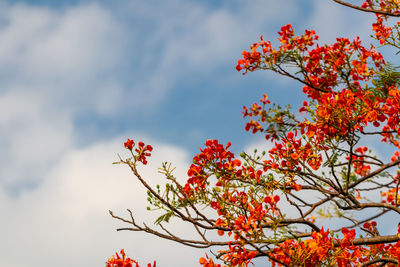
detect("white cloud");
top-left (0, 2), bottom-right (128, 119)
top-left (0, 2), bottom-right (129, 189)
top-left (0, 90), bottom-right (73, 187)
top-left (0, 3), bottom-right (125, 81)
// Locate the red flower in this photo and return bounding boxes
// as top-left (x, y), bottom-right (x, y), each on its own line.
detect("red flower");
top-left (106, 250), bottom-right (155, 267)
top-left (106, 249), bottom-right (137, 267)
top-left (135, 141), bottom-right (154, 165)
top-left (124, 139), bottom-right (135, 150)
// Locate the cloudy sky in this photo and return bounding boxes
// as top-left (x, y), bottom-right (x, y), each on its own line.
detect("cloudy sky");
top-left (0, 1), bottom-right (383, 266)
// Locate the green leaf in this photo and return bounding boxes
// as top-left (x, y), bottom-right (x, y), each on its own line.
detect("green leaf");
top-left (154, 210), bottom-right (174, 225)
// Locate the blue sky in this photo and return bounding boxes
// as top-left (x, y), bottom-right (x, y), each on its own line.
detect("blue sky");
top-left (0, 1), bottom-right (384, 266)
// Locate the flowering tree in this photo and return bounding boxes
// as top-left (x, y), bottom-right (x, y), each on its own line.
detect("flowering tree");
top-left (108, 1), bottom-right (400, 266)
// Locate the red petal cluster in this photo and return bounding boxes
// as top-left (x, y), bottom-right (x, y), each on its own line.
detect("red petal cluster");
top-left (106, 250), bottom-right (138, 267)
top-left (106, 250), bottom-right (156, 267)
top-left (123, 139), bottom-right (153, 165)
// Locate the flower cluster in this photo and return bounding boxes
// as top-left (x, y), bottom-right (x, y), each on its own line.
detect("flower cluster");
top-left (218, 243), bottom-right (257, 267)
top-left (242, 94), bottom-right (270, 134)
top-left (362, 0), bottom-right (400, 12)
top-left (382, 186), bottom-right (400, 205)
top-left (362, 1), bottom-right (400, 44)
top-left (238, 25), bottom-right (390, 147)
top-left (270, 228), bottom-right (335, 266)
top-left (349, 146), bottom-right (371, 176)
top-left (270, 226), bottom-right (400, 267)
top-left (183, 139), bottom-right (238, 195)
top-left (106, 250), bottom-right (156, 267)
top-left (266, 131), bottom-right (323, 172)
top-left (181, 140), bottom-right (287, 266)
top-left (237, 25), bottom-right (384, 99)
top-left (372, 15), bottom-right (393, 44)
top-left (106, 250), bottom-right (137, 267)
top-left (362, 221), bottom-right (379, 236)
top-left (124, 138), bottom-right (153, 165)
top-left (199, 254), bottom-right (224, 267)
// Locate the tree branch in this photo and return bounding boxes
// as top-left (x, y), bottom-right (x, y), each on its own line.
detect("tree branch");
top-left (360, 257), bottom-right (398, 267)
top-left (333, 0), bottom-right (400, 17)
